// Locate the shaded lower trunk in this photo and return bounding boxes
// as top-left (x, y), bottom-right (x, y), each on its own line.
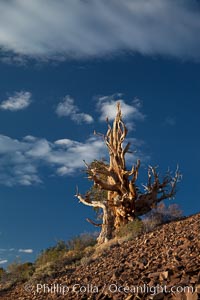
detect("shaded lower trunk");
top-left (97, 202), bottom-right (115, 244)
top-left (97, 197), bottom-right (135, 244)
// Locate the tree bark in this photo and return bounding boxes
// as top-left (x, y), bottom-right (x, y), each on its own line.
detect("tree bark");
top-left (75, 103), bottom-right (180, 244)
top-left (97, 201), bottom-right (115, 244)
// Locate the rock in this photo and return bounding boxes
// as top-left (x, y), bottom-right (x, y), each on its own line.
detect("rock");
top-left (152, 293), bottom-right (165, 300)
top-left (0, 213), bottom-right (200, 300)
top-left (148, 272), bottom-right (160, 279)
top-left (159, 271), bottom-right (169, 280)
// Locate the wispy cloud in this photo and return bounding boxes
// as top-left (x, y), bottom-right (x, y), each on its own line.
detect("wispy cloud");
top-left (0, 92), bottom-right (147, 186)
top-left (0, 132), bottom-right (145, 186)
top-left (18, 249), bottom-right (33, 254)
top-left (56, 95), bottom-right (94, 124)
top-left (0, 260), bottom-right (8, 265)
top-left (0, 91), bottom-right (32, 111)
top-left (97, 94), bottom-right (145, 130)
top-left (0, 248), bottom-right (33, 264)
top-left (0, 134), bottom-right (106, 186)
top-left (0, 248), bottom-right (14, 252)
top-left (0, 1), bottom-right (200, 62)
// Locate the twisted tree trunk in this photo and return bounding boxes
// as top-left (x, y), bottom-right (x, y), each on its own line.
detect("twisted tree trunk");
top-left (76, 103), bottom-right (180, 244)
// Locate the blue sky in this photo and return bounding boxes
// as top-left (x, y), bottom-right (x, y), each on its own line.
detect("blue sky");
top-left (0, 0), bottom-right (200, 267)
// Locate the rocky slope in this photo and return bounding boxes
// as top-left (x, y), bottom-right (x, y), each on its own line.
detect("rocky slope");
top-left (0, 213), bottom-right (200, 300)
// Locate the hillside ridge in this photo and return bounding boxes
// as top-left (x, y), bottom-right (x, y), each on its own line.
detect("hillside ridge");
top-left (0, 212), bottom-right (200, 300)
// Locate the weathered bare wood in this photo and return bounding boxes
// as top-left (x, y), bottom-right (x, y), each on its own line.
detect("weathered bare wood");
top-left (75, 102), bottom-right (180, 244)
top-left (86, 218), bottom-right (102, 227)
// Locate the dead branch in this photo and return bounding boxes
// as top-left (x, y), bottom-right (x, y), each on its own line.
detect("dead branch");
top-left (86, 218), bottom-right (102, 227)
top-left (75, 190), bottom-right (106, 208)
top-left (75, 102), bottom-right (181, 244)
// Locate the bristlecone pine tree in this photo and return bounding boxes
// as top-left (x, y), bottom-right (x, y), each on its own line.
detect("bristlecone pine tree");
top-left (76, 103), bottom-right (181, 244)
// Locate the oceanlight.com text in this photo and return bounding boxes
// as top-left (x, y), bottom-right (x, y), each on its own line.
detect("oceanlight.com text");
top-left (24, 282), bottom-right (195, 296)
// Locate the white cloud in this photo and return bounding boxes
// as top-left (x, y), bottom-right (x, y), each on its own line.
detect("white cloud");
top-left (23, 135), bottom-right (37, 142)
top-left (0, 248), bottom-right (33, 264)
top-left (0, 91), bottom-right (32, 111)
top-left (0, 129), bottom-right (147, 186)
top-left (0, 1), bottom-right (200, 62)
top-left (50, 136), bottom-right (106, 170)
top-left (56, 166), bottom-right (73, 176)
top-left (0, 134), bottom-right (106, 186)
top-left (0, 260), bottom-right (8, 264)
top-left (27, 139), bottom-right (51, 158)
top-left (56, 96), bottom-right (94, 124)
top-left (97, 94), bottom-right (145, 130)
top-left (54, 139), bottom-right (80, 148)
top-left (0, 135), bottom-right (42, 186)
top-left (0, 96), bottom-right (146, 186)
top-left (18, 249), bottom-right (33, 254)
top-left (0, 135), bottom-right (28, 153)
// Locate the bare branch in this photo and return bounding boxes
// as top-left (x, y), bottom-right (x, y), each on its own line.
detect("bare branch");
top-left (131, 159), bottom-right (140, 182)
top-left (75, 102), bottom-right (181, 244)
top-left (86, 218), bottom-right (102, 227)
top-left (75, 191), bottom-right (106, 208)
